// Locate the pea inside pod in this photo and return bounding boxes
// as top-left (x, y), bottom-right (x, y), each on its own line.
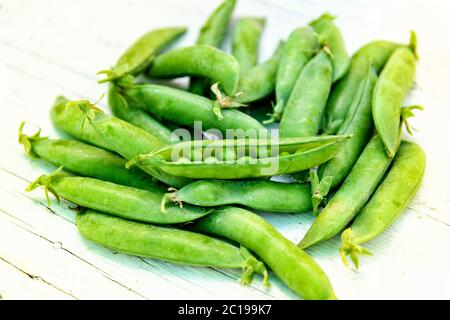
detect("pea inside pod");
top-left (77, 209), bottom-right (268, 285)
top-left (97, 27), bottom-right (187, 83)
top-left (340, 141), bottom-right (426, 269)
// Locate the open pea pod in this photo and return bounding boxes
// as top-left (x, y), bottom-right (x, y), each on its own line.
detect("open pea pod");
top-left (127, 135), bottom-right (351, 179)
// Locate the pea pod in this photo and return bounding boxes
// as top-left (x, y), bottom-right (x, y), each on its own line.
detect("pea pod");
top-left (148, 45), bottom-right (240, 96)
top-left (119, 82), bottom-right (267, 133)
top-left (166, 180), bottom-right (312, 213)
top-left (18, 123), bottom-right (163, 193)
top-left (298, 134), bottom-right (397, 249)
top-left (191, 206), bottom-right (337, 300)
top-left (77, 209), bottom-right (267, 285)
top-left (318, 65), bottom-right (377, 189)
top-left (279, 49), bottom-right (333, 138)
top-left (27, 169), bottom-right (209, 224)
top-left (232, 17), bottom-right (265, 73)
top-left (267, 27), bottom-right (320, 124)
top-left (340, 141), bottom-right (426, 269)
top-left (190, 0), bottom-right (237, 95)
top-left (323, 32), bottom-right (416, 134)
top-left (108, 84), bottom-right (174, 144)
top-left (309, 13), bottom-right (349, 82)
top-left (51, 97), bottom-right (191, 188)
top-left (97, 27), bottom-right (187, 83)
top-left (373, 46), bottom-right (417, 157)
top-left (127, 135), bottom-right (351, 179)
top-left (235, 41), bottom-right (285, 104)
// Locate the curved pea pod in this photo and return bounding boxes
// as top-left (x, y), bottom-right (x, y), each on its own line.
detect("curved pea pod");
top-left (27, 169), bottom-right (209, 224)
top-left (77, 209), bottom-right (267, 285)
top-left (373, 46), bottom-right (417, 157)
top-left (323, 32), bottom-right (416, 134)
top-left (232, 17), bottom-right (265, 73)
top-left (190, 0), bottom-right (237, 95)
top-left (309, 13), bottom-right (349, 82)
top-left (97, 27), bottom-right (187, 83)
top-left (108, 84), bottom-right (174, 144)
top-left (190, 206), bottom-right (337, 300)
top-left (127, 135), bottom-right (351, 179)
top-left (340, 141), bottom-right (426, 269)
top-left (167, 180), bottom-right (312, 213)
top-left (279, 49), bottom-right (333, 138)
top-left (298, 134), bottom-right (398, 249)
top-left (318, 65), bottom-right (378, 189)
top-left (120, 83), bottom-right (268, 134)
top-left (51, 97), bottom-right (191, 188)
top-left (18, 123), bottom-right (163, 193)
top-left (148, 45), bottom-right (240, 96)
top-left (235, 41), bottom-right (285, 104)
top-left (268, 27), bottom-right (320, 123)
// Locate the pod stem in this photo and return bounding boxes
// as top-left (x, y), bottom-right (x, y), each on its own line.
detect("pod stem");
top-left (18, 121), bottom-right (48, 158)
top-left (409, 30), bottom-right (418, 59)
top-left (65, 95), bottom-right (105, 131)
top-left (263, 100), bottom-right (283, 125)
top-left (339, 228), bottom-right (372, 270)
top-left (211, 83), bottom-right (247, 120)
top-left (310, 170), bottom-right (333, 216)
top-left (401, 105), bottom-right (424, 135)
top-left (97, 69), bottom-right (118, 84)
top-left (160, 187), bottom-right (183, 213)
top-left (26, 167), bottom-right (65, 206)
top-left (239, 247), bottom-right (270, 287)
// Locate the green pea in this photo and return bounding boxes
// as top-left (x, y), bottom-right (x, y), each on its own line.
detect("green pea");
top-left (27, 169), bottom-right (209, 224)
top-left (191, 206), bottom-right (337, 300)
top-left (129, 135), bottom-right (351, 179)
top-left (176, 157), bottom-right (191, 164)
top-left (235, 41), bottom-right (285, 104)
top-left (172, 180), bottom-right (312, 213)
top-left (18, 124), bottom-right (163, 193)
top-left (148, 45), bottom-right (240, 96)
top-left (120, 83), bottom-right (267, 135)
top-left (373, 46), bottom-right (417, 157)
top-left (97, 27), bottom-right (186, 83)
top-left (204, 157), bottom-right (220, 164)
top-left (190, 0), bottom-right (237, 95)
top-left (318, 65), bottom-right (378, 189)
top-left (232, 17), bottom-right (265, 73)
top-left (268, 27), bottom-right (320, 123)
top-left (279, 49), bottom-right (333, 138)
top-left (77, 209), bottom-right (267, 285)
top-left (340, 141), bottom-right (426, 269)
top-left (298, 134), bottom-right (397, 249)
top-left (309, 13), bottom-right (350, 82)
top-left (108, 84), bottom-right (174, 144)
top-left (323, 32), bottom-right (416, 134)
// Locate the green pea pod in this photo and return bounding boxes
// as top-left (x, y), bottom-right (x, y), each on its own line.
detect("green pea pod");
top-left (148, 45), bottom-right (240, 96)
top-left (318, 65), bottom-right (378, 189)
top-left (268, 27), bottom-right (320, 124)
top-left (279, 49), bottom-right (333, 138)
top-left (340, 141), bottom-right (426, 269)
top-left (232, 17), bottom-right (265, 73)
top-left (97, 27), bottom-right (187, 83)
top-left (77, 209), bottom-right (267, 285)
top-left (108, 84), bottom-right (174, 144)
top-left (323, 32), bottom-right (416, 134)
top-left (309, 13), bottom-right (350, 82)
top-left (128, 135), bottom-right (351, 179)
top-left (119, 83), bottom-right (267, 134)
top-left (373, 47), bottom-right (417, 157)
top-left (190, 0), bottom-right (237, 95)
top-left (27, 169), bottom-right (209, 224)
top-left (167, 180), bottom-right (312, 213)
top-left (298, 134), bottom-right (398, 249)
top-left (190, 206), bottom-right (337, 300)
top-left (235, 41), bottom-right (285, 104)
top-left (18, 123), bottom-right (163, 193)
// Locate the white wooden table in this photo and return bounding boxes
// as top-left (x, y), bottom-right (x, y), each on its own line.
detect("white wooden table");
top-left (0, 0), bottom-right (449, 300)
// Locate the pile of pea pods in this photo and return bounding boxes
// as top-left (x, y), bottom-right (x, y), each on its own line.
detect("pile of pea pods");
top-left (21, 0), bottom-right (426, 300)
